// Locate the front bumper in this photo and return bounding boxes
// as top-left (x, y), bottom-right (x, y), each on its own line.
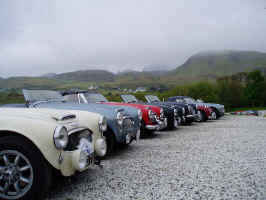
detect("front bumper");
top-left (185, 114), bottom-right (197, 120)
top-left (123, 117), bottom-right (141, 144)
top-left (59, 147), bottom-right (94, 177)
top-left (145, 118), bottom-right (168, 131)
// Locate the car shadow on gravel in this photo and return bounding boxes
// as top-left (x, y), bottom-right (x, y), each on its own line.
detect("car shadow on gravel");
top-left (46, 168), bottom-right (99, 200)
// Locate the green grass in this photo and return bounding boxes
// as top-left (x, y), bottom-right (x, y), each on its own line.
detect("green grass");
top-left (229, 107), bottom-right (266, 112)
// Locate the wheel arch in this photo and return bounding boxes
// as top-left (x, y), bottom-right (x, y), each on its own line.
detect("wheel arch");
top-left (0, 130), bottom-right (60, 170)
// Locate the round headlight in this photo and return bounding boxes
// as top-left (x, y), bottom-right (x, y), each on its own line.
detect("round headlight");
top-left (148, 110), bottom-right (156, 120)
top-left (116, 112), bottom-right (124, 126)
top-left (137, 109), bottom-right (142, 120)
top-left (54, 126), bottom-right (69, 150)
top-left (99, 116), bottom-right (108, 132)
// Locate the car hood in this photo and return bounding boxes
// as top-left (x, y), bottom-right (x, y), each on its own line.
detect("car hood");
top-left (35, 102), bottom-right (118, 120)
top-left (105, 102), bottom-right (161, 115)
top-left (0, 107), bottom-right (77, 123)
top-left (98, 102), bottom-right (139, 119)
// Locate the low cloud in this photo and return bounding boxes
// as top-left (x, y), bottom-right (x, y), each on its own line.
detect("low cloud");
top-left (0, 0), bottom-right (265, 77)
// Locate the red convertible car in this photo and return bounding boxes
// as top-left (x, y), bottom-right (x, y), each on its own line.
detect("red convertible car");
top-left (104, 101), bottom-right (167, 133)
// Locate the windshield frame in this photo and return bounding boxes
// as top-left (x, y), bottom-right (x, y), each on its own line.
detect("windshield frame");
top-left (145, 95), bottom-right (161, 103)
top-left (23, 89), bottom-right (65, 105)
top-left (82, 93), bottom-right (109, 103)
top-left (121, 95), bottom-right (138, 103)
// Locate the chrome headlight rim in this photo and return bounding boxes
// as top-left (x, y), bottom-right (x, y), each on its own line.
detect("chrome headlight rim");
top-left (54, 125), bottom-right (69, 150)
top-left (148, 110), bottom-right (157, 121)
top-left (116, 112), bottom-right (124, 126)
top-left (137, 109), bottom-right (143, 120)
top-left (99, 116), bottom-right (108, 132)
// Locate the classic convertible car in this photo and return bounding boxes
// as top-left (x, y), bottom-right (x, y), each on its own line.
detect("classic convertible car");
top-left (145, 95), bottom-right (197, 125)
top-left (19, 89), bottom-right (140, 155)
top-left (61, 91), bottom-right (166, 134)
top-left (144, 95), bottom-right (185, 125)
top-left (196, 99), bottom-right (225, 119)
top-left (61, 90), bottom-right (142, 150)
top-left (0, 108), bottom-right (99, 200)
top-left (168, 96), bottom-right (222, 120)
top-left (120, 94), bottom-right (180, 130)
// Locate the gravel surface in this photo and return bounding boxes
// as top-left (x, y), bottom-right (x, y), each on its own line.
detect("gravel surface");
top-left (46, 115), bottom-right (266, 200)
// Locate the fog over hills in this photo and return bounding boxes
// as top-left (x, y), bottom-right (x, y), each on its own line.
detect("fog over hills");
top-left (142, 64), bottom-right (174, 72)
top-left (175, 50), bottom-right (266, 77)
top-left (0, 50), bottom-right (266, 89)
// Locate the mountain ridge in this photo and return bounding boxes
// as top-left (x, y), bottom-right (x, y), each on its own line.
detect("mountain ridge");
top-left (0, 50), bottom-right (266, 89)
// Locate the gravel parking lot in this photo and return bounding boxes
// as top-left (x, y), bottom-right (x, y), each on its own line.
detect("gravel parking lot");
top-left (47, 115), bottom-right (266, 200)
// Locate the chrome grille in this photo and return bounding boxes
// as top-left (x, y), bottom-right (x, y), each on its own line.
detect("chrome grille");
top-left (124, 118), bottom-right (133, 129)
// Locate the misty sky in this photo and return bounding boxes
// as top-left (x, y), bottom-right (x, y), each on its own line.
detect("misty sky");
top-left (0, 0), bottom-right (266, 77)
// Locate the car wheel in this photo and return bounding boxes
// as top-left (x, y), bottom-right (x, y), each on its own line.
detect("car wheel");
top-left (103, 131), bottom-right (116, 156)
top-left (0, 135), bottom-right (52, 200)
top-left (212, 108), bottom-right (219, 120)
top-left (196, 111), bottom-right (203, 122)
top-left (201, 111), bottom-right (207, 122)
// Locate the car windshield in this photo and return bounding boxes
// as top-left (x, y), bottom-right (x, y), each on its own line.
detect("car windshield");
top-left (23, 89), bottom-right (64, 104)
top-left (83, 93), bottom-right (108, 103)
top-left (184, 98), bottom-right (196, 104)
top-left (146, 95), bottom-right (160, 103)
top-left (121, 95), bottom-right (138, 103)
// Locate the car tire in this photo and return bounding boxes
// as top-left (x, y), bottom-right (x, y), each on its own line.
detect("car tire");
top-left (196, 111), bottom-right (204, 122)
top-left (103, 131), bottom-right (116, 156)
top-left (201, 111), bottom-right (207, 122)
top-left (0, 135), bottom-right (52, 200)
top-left (212, 108), bottom-right (219, 120)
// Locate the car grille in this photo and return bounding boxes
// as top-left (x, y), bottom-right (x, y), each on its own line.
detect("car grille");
top-left (65, 129), bottom-right (92, 151)
top-left (124, 118), bottom-right (134, 129)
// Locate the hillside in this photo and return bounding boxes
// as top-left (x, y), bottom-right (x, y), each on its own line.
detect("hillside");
top-left (175, 50), bottom-right (266, 77)
top-left (54, 70), bottom-right (115, 82)
top-left (1, 50), bottom-right (266, 90)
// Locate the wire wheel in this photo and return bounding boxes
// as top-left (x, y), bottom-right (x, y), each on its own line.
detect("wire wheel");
top-left (0, 150), bottom-right (34, 200)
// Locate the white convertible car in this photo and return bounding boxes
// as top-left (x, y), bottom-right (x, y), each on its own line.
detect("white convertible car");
top-left (0, 108), bottom-right (107, 200)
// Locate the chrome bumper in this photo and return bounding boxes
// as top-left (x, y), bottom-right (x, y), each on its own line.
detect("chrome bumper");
top-left (185, 114), bottom-right (197, 120)
top-left (145, 118), bottom-right (168, 131)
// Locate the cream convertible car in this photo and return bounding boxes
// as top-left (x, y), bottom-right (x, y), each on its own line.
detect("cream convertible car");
top-left (0, 108), bottom-right (107, 200)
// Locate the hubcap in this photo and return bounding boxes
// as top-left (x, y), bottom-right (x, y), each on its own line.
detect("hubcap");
top-left (0, 150), bottom-right (34, 199)
top-left (212, 112), bottom-right (217, 120)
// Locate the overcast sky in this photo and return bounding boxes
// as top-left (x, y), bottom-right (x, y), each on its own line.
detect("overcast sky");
top-left (0, 0), bottom-right (265, 77)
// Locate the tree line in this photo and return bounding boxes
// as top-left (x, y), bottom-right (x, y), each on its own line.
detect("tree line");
top-left (107, 70), bottom-right (266, 110)
top-left (1, 70), bottom-right (265, 111)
